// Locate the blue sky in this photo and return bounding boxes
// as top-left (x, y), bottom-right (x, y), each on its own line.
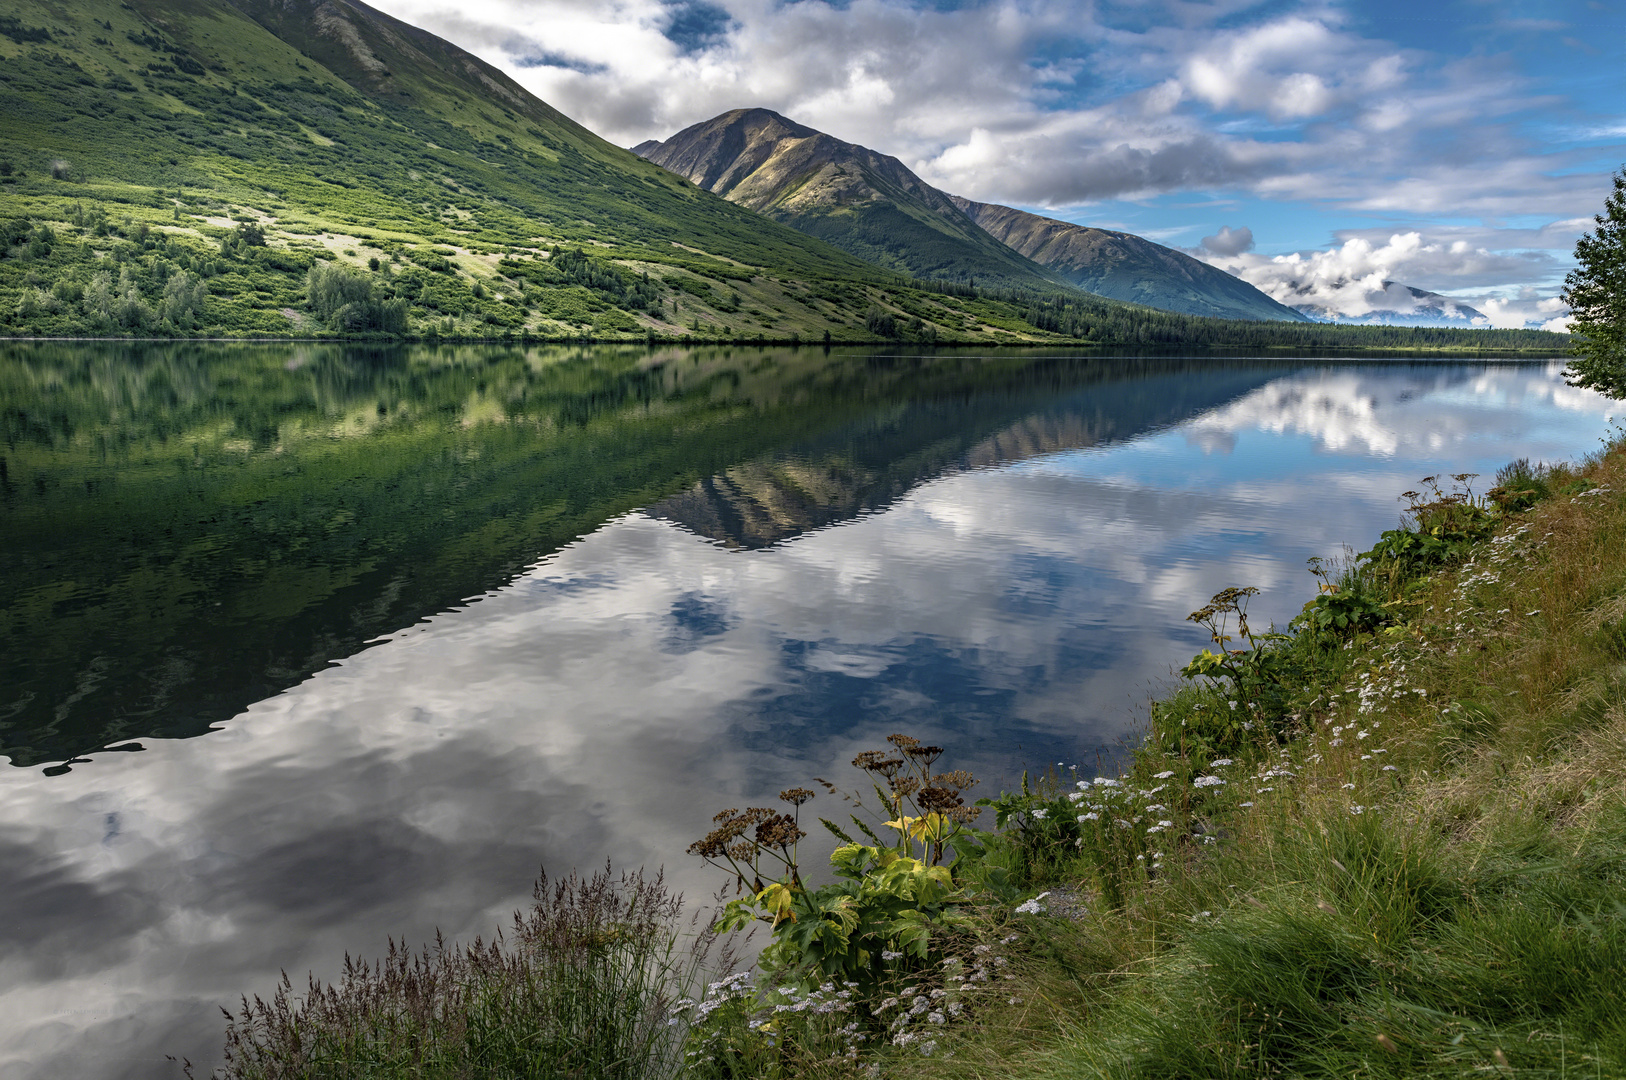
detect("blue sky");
top-left (371, 0), bottom-right (1623, 326)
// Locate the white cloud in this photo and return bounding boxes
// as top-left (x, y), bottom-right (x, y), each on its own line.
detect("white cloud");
top-left (1201, 225), bottom-right (1254, 256)
top-left (349, 0), bottom-right (1621, 315)
top-left (1189, 230), bottom-right (1577, 327)
top-left (1180, 16), bottom-right (1356, 120)
top-left (365, 0), bottom-right (1615, 213)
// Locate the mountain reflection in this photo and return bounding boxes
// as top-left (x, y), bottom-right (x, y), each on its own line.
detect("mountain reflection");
top-left (0, 354), bottom-right (1607, 1080)
top-left (1, 343), bottom-right (1278, 765)
top-left (645, 366), bottom-right (1263, 548)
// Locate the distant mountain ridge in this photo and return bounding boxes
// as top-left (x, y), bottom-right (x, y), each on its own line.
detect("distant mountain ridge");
top-left (634, 108), bottom-right (1067, 289)
top-left (637, 110), bottom-right (1307, 322)
top-left (1285, 280), bottom-right (1489, 327)
top-left (952, 198), bottom-right (1310, 323)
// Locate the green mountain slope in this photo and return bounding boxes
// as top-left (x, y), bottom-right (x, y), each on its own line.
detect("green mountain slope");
top-left (952, 197), bottom-right (1310, 322)
top-left (635, 109), bottom-right (1068, 290)
top-left (0, 0), bottom-right (1000, 340)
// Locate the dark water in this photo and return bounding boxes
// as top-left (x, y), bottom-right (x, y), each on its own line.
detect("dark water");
top-left (0, 343), bottom-right (1610, 1077)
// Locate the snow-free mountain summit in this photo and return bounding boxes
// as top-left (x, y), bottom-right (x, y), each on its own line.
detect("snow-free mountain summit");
top-left (636, 109), bottom-right (1308, 323)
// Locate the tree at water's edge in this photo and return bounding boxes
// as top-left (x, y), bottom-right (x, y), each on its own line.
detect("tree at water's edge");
top-left (1565, 165), bottom-right (1626, 398)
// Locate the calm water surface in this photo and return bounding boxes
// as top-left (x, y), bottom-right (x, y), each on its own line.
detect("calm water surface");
top-left (0, 343), bottom-right (1611, 1077)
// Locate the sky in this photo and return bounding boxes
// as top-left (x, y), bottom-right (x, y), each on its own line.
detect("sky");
top-left (363, 0), bottom-right (1625, 328)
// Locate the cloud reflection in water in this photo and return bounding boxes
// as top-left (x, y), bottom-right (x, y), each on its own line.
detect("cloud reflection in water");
top-left (0, 361), bottom-right (1610, 1079)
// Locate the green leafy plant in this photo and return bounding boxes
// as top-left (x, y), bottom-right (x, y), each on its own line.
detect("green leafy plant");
top-left (1294, 555), bottom-right (1392, 639)
top-left (1361, 474), bottom-right (1497, 595)
top-left (690, 735), bottom-right (989, 994)
top-left (1180, 585), bottom-right (1299, 735)
top-left (978, 769), bottom-right (1095, 890)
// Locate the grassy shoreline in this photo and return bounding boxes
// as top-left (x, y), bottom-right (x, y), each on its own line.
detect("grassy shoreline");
top-left (202, 436), bottom-right (1626, 1078)
top-left (874, 438), bottom-right (1626, 1079)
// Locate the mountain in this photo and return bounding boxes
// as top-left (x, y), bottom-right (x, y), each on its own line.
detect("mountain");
top-left (1285, 281), bottom-right (1489, 327)
top-left (0, 1), bottom-right (1564, 350)
top-left (0, 0), bottom-right (1021, 341)
top-left (633, 108), bottom-right (1068, 290)
top-left (635, 109), bottom-right (1307, 322)
top-left (951, 198), bottom-right (1310, 323)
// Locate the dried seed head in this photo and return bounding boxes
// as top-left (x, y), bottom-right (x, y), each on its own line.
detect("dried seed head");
top-left (886, 734), bottom-right (920, 750)
top-left (754, 813), bottom-right (806, 849)
top-left (917, 786), bottom-right (963, 812)
top-left (892, 776), bottom-right (921, 798)
top-left (692, 807), bottom-right (778, 859)
top-left (854, 751), bottom-right (905, 778)
top-left (688, 829), bottom-right (733, 859)
top-left (935, 770), bottom-right (978, 791)
top-left (779, 787), bottom-right (815, 806)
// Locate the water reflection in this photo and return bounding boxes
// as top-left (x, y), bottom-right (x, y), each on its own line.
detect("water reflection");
top-left (0, 350), bottom-right (1610, 1079)
top-left (0, 344), bottom-right (1271, 766)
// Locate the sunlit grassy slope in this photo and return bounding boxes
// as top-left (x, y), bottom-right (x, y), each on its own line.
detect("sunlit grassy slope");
top-left (0, 0), bottom-right (1573, 349)
top-left (0, 0), bottom-right (944, 340)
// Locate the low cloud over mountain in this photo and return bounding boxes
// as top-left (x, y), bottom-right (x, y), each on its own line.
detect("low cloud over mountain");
top-left (1192, 231), bottom-right (1572, 330)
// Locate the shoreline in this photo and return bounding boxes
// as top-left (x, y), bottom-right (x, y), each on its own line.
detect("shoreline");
top-left (195, 430), bottom-right (1626, 1078)
top-left (0, 333), bottom-right (1575, 357)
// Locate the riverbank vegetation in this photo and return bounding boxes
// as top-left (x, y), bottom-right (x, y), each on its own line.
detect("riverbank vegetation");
top-left (200, 429), bottom-right (1626, 1077)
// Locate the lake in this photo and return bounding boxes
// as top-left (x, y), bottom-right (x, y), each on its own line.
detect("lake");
top-left (0, 343), bottom-right (1612, 1078)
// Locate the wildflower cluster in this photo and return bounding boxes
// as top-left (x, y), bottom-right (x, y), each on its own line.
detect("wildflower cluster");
top-left (689, 735), bottom-right (1007, 1027)
top-left (676, 926), bottom-right (1025, 1071)
top-left (675, 972), bottom-right (869, 1075)
top-left (986, 755), bottom-right (1252, 908)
